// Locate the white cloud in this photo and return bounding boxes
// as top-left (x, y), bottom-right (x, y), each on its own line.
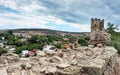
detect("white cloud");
top-left (0, 0), bottom-right (119, 32)
top-left (0, 0), bottom-right (18, 10)
top-left (0, 12), bottom-right (56, 29)
top-left (112, 14), bottom-right (120, 18)
top-left (70, 23), bottom-right (90, 32)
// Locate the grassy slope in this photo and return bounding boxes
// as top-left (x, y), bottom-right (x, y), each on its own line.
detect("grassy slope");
top-left (107, 32), bottom-right (120, 54)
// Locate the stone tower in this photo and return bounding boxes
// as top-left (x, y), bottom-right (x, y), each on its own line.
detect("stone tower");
top-left (89, 18), bottom-right (111, 46)
top-left (91, 18), bottom-right (104, 32)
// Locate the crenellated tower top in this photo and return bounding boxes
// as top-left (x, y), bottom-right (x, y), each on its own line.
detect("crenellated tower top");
top-left (91, 18), bottom-right (104, 32)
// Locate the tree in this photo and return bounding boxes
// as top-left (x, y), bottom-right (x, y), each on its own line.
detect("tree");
top-left (78, 38), bottom-right (88, 46)
top-left (0, 30), bottom-right (15, 43)
top-left (28, 35), bottom-right (39, 44)
top-left (15, 40), bottom-right (25, 47)
top-left (69, 36), bottom-right (78, 43)
top-left (8, 30), bottom-right (13, 35)
top-left (52, 43), bottom-right (61, 49)
top-left (107, 22), bottom-right (119, 33)
top-left (38, 36), bottom-right (49, 44)
top-left (0, 48), bottom-right (7, 56)
top-left (47, 35), bottom-right (62, 42)
top-left (106, 22), bottom-right (120, 54)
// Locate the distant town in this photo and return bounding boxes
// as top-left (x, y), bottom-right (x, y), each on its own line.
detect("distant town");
top-left (0, 29), bottom-right (90, 57)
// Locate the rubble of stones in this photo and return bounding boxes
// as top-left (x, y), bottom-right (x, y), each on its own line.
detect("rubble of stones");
top-left (0, 45), bottom-right (118, 75)
top-left (89, 29), bottom-right (111, 46)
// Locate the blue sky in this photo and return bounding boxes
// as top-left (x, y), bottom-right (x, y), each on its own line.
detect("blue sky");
top-left (0, 0), bottom-right (120, 32)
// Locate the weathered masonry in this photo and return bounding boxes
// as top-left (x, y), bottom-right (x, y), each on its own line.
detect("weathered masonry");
top-left (91, 18), bottom-right (104, 32)
top-left (89, 18), bottom-right (110, 46)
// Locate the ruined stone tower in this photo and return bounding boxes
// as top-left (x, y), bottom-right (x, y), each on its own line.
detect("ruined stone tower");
top-left (89, 18), bottom-right (111, 46)
top-left (91, 18), bottom-right (104, 32)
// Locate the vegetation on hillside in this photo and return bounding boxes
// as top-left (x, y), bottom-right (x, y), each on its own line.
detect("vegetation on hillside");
top-left (0, 31), bottom-right (64, 54)
top-left (0, 48), bottom-right (7, 55)
top-left (78, 37), bottom-right (89, 46)
top-left (15, 35), bottom-right (63, 54)
top-left (0, 23), bottom-right (119, 55)
top-left (106, 22), bottom-right (120, 54)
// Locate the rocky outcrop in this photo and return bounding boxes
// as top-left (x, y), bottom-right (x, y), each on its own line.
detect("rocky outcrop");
top-left (89, 29), bottom-right (111, 45)
top-left (79, 47), bottom-right (119, 75)
top-left (0, 46), bottom-right (119, 75)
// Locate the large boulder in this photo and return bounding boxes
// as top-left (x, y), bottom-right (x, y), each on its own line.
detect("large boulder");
top-left (77, 47), bottom-right (118, 75)
top-left (77, 57), bottom-right (106, 75)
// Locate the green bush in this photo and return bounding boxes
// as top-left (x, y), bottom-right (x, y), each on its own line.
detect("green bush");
top-left (52, 43), bottom-right (62, 49)
top-left (0, 48), bottom-right (7, 56)
top-left (78, 38), bottom-right (88, 46)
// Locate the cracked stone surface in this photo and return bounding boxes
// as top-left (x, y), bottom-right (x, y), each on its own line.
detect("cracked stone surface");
top-left (0, 46), bottom-right (119, 75)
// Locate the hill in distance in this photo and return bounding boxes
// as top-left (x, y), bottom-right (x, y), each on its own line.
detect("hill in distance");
top-left (0, 28), bottom-right (90, 36)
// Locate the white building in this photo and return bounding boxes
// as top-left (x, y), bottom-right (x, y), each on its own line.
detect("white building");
top-left (43, 45), bottom-right (57, 54)
top-left (22, 50), bottom-right (29, 56)
top-left (0, 43), bottom-right (4, 48)
top-left (8, 48), bottom-right (16, 53)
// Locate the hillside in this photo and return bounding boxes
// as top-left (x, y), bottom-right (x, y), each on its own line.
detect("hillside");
top-left (0, 28), bottom-right (90, 36)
